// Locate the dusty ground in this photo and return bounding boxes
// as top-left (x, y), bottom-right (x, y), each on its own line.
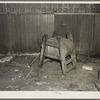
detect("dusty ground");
top-left (0, 54), bottom-right (99, 91)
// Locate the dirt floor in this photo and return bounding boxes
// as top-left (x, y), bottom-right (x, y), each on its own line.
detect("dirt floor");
top-left (0, 54), bottom-right (100, 91)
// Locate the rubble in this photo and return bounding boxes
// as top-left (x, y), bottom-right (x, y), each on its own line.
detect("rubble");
top-left (35, 82), bottom-right (47, 85)
top-left (18, 75), bottom-right (21, 78)
top-left (19, 53), bottom-right (40, 56)
top-left (82, 65), bottom-right (93, 71)
top-left (0, 56), bottom-right (13, 63)
top-left (82, 63), bottom-right (100, 71)
top-left (14, 69), bottom-right (19, 72)
top-left (6, 85), bottom-right (18, 90)
top-left (42, 76), bottom-right (47, 79)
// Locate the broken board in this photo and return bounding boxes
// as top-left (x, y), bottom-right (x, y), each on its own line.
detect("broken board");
top-left (94, 82), bottom-right (100, 91)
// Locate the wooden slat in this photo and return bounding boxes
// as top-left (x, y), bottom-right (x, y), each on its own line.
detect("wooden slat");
top-left (65, 59), bottom-right (72, 65)
top-left (46, 41), bottom-right (59, 48)
top-left (45, 53), bottom-right (60, 60)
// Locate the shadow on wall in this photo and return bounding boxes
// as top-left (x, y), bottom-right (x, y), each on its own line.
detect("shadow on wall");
top-left (0, 43), bottom-right (9, 54)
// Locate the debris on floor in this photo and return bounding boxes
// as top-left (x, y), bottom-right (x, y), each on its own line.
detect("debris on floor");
top-left (14, 69), bottom-right (19, 72)
top-left (35, 82), bottom-right (47, 85)
top-left (83, 64), bottom-right (93, 71)
top-left (82, 63), bottom-right (100, 71)
top-left (76, 54), bottom-right (95, 63)
top-left (94, 82), bottom-right (100, 91)
top-left (0, 54), bottom-right (99, 91)
top-left (0, 56), bottom-right (13, 63)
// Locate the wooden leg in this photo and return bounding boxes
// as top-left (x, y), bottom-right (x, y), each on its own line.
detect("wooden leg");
top-left (64, 50), bottom-right (77, 72)
top-left (57, 36), bottom-right (66, 75)
top-left (61, 60), bottom-right (66, 75)
top-left (70, 50), bottom-right (77, 67)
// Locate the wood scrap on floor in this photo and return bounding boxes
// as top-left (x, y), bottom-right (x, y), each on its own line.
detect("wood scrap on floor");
top-left (94, 82), bottom-right (100, 91)
top-left (94, 70), bottom-right (100, 91)
top-left (6, 54), bottom-right (39, 69)
top-left (26, 56), bottom-right (39, 78)
top-left (0, 56), bottom-right (13, 63)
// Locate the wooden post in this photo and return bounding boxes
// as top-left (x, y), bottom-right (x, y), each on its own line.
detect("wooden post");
top-left (38, 34), bottom-right (47, 68)
top-left (98, 70), bottom-right (100, 82)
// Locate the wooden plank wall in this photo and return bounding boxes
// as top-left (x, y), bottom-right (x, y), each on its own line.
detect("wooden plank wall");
top-left (95, 15), bottom-right (100, 56)
top-left (0, 14), bottom-right (100, 56)
top-left (55, 15), bottom-right (96, 56)
top-left (0, 14), bottom-right (54, 53)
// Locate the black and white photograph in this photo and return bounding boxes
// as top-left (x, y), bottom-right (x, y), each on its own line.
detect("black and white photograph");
top-left (0, 1), bottom-right (100, 96)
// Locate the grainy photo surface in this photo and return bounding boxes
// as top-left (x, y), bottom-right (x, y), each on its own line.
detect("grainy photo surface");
top-left (0, 2), bottom-right (100, 91)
